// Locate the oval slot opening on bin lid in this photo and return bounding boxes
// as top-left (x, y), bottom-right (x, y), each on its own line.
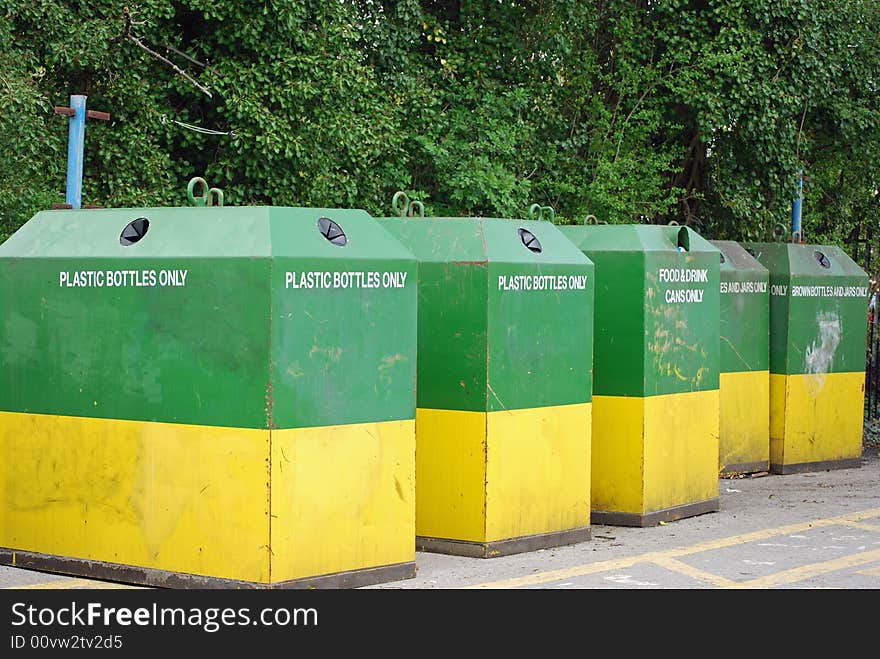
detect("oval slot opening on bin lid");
top-left (677, 226), bottom-right (690, 252)
top-left (719, 252), bottom-right (726, 264)
top-left (814, 250), bottom-right (831, 268)
top-left (517, 227), bottom-right (542, 253)
top-left (317, 216), bottom-right (347, 246)
top-left (119, 217), bottom-right (149, 246)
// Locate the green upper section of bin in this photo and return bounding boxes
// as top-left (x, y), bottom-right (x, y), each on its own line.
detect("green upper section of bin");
top-left (743, 241), bottom-right (869, 375)
top-left (711, 240), bottom-right (770, 373)
top-left (0, 206), bottom-right (414, 259)
top-left (714, 239), bottom-right (770, 277)
top-left (379, 216), bottom-right (594, 412)
top-left (0, 206), bottom-right (418, 429)
top-left (560, 224), bottom-right (721, 397)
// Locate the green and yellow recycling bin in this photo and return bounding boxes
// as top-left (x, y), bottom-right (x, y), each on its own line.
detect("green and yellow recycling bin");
top-left (560, 223), bottom-right (721, 527)
top-left (0, 204), bottom-right (418, 588)
top-left (379, 209), bottom-right (594, 557)
top-left (710, 240), bottom-right (770, 477)
top-left (743, 241), bottom-right (869, 474)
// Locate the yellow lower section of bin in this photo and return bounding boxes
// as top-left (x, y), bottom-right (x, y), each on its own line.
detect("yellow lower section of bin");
top-left (719, 370), bottom-right (770, 475)
top-left (0, 411), bottom-right (415, 585)
top-left (769, 371), bottom-right (865, 470)
top-left (592, 389), bottom-right (719, 517)
top-left (414, 403), bottom-right (591, 544)
top-left (414, 408), bottom-right (487, 542)
top-left (270, 419), bottom-right (415, 582)
top-left (0, 411), bottom-right (270, 582)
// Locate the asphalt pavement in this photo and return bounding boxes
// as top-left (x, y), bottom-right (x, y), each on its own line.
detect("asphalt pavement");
top-left (371, 445), bottom-right (880, 589)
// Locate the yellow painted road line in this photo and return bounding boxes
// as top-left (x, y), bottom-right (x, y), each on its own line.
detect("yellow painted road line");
top-left (855, 566), bottom-right (880, 577)
top-left (661, 508), bottom-right (880, 559)
top-left (467, 507), bottom-right (880, 589)
top-left (728, 548), bottom-right (880, 589)
top-left (464, 552), bottom-right (669, 589)
top-left (650, 555), bottom-right (739, 588)
top-left (6, 578), bottom-right (144, 590)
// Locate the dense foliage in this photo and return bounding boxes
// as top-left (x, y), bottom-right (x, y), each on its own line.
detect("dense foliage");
top-left (1, 1), bottom-right (878, 275)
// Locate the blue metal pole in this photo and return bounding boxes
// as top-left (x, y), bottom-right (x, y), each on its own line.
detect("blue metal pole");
top-left (791, 170), bottom-right (803, 242)
top-left (65, 95), bottom-right (87, 209)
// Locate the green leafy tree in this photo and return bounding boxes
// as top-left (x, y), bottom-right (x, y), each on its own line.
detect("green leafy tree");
top-left (1, 0), bottom-right (877, 266)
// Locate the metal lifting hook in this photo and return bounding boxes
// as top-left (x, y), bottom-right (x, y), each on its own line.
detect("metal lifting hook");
top-left (187, 177), bottom-right (224, 207)
top-left (527, 203), bottom-right (555, 222)
top-left (391, 191), bottom-right (425, 218)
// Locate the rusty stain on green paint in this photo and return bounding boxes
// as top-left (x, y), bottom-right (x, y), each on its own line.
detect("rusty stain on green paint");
top-left (560, 224), bottom-right (721, 398)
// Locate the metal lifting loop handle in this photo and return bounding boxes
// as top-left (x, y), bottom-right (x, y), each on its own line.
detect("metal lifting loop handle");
top-left (527, 204), bottom-right (556, 222)
top-left (772, 222), bottom-right (789, 242)
top-left (391, 191), bottom-right (424, 217)
top-left (187, 177), bottom-right (225, 207)
top-left (208, 188), bottom-right (224, 207)
top-left (391, 191), bottom-right (409, 217)
top-left (187, 177), bottom-right (209, 207)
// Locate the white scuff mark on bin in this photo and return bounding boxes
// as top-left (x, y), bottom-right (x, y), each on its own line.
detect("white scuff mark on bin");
top-left (805, 311), bottom-right (841, 389)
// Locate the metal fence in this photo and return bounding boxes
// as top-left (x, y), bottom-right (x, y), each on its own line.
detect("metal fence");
top-left (866, 317), bottom-right (880, 420)
top-left (851, 227), bottom-right (875, 422)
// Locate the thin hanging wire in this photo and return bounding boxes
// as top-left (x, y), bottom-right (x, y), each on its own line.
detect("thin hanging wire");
top-left (161, 114), bottom-right (235, 137)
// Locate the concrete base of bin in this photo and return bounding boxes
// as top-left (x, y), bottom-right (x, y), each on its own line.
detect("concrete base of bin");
top-left (720, 460), bottom-right (770, 479)
top-left (770, 457), bottom-right (862, 475)
top-left (416, 526), bottom-right (591, 558)
top-left (591, 497), bottom-right (720, 528)
top-left (0, 548), bottom-right (416, 589)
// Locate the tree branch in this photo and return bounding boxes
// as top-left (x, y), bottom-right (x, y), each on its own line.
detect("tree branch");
top-left (119, 6), bottom-right (213, 98)
top-left (127, 35), bottom-right (212, 97)
top-left (159, 42), bottom-right (218, 76)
